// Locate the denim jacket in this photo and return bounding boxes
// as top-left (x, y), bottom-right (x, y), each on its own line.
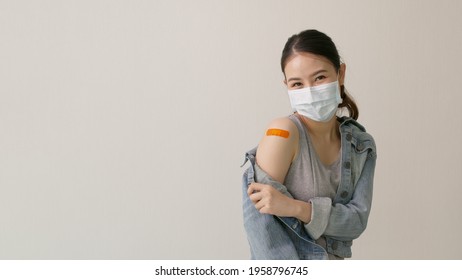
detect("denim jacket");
top-left (241, 116), bottom-right (377, 259)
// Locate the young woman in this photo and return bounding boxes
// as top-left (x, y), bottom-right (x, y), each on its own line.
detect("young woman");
top-left (242, 29), bottom-right (377, 260)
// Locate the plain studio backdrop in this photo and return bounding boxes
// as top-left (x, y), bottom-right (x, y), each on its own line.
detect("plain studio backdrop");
top-left (1, 0), bottom-right (461, 259)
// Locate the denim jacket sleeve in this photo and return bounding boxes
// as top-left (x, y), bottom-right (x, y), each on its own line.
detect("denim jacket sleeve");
top-left (305, 123), bottom-right (377, 242)
top-left (241, 147), bottom-right (300, 259)
top-left (242, 146), bottom-right (329, 260)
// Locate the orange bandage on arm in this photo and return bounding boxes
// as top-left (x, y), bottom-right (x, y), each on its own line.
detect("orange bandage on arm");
top-left (266, 128), bottom-right (290, 138)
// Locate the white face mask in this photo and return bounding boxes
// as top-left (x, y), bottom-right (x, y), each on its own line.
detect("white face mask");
top-left (287, 80), bottom-right (342, 122)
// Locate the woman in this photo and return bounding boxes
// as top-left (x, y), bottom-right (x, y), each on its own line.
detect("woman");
top-left (242, 29), bottom-right (377, 260)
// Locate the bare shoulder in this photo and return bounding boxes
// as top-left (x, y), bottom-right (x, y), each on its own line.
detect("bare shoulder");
top-left (256, 116), bottom-right (299, 183)
top-left (265, 116), bottom-right (299, 138)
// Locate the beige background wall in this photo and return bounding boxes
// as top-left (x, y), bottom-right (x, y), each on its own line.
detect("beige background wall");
top-left (1, 0), bottom-right (461, 259)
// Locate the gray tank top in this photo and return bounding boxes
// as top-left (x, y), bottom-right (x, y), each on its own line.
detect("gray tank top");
top-left (284, 114), bottom-right (342, 259)
top-left (284, 114), bottom-right (341, 206)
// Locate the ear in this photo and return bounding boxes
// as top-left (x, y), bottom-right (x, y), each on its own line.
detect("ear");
top-left (283, 78), bottom-right (287, 86)
top-left (339, 63), bottom-right (346, 86)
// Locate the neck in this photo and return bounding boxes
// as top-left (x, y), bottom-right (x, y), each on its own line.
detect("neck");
top-left (296, 113), bottom-right (340, 142)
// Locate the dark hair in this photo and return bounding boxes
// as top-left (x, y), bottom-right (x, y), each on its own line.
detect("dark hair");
top-left (281, 29), bottom-right (359, 120)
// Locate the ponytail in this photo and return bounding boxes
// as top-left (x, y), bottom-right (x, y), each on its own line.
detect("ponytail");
top-left (339, 85), bottom-right (359, 120)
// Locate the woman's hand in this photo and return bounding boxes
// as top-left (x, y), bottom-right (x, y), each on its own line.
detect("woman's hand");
top-left (247, 183), bottom-right (312, 223)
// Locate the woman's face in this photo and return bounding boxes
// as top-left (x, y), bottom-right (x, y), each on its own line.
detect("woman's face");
top-left (283, 52), bottom-right (345, 90)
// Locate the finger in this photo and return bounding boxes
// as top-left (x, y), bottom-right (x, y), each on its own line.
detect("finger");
top-left (258, 205), bottom-right (267, 214)
top-left (247, 185), bottom-right (253, 196)
top-left (247, 183), bottom-right (259, 195)
top-left (258, 205), bottom-right (270, 215)
top-left (254, 199), bottom-right (267, 211)
top-left (254, 201), bottom-right (263, 211)
top-left (252, 183), bottom-right (266, 190)
top-left (249, 192), bottom-right (263, 204)
top-left (247, 183), bottom-right (265, 195)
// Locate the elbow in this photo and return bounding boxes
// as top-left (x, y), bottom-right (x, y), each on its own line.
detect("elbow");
top-left (350, 208), bottom-right (370, 239)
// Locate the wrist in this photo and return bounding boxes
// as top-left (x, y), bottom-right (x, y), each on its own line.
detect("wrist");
top-left (293, 199), bottom-right (312, 224)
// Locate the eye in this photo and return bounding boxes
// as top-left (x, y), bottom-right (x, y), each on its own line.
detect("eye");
top-left (290, 82), bottom-right (303, 88)
top-left (314, 75), bottom-right (326, 82)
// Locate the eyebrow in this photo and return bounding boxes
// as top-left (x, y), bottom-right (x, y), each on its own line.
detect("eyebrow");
top-left (287, 69), bottom-right (328, 82)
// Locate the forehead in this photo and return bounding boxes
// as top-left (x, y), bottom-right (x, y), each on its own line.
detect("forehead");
top-left (284, 52), bottom-right (335, 76)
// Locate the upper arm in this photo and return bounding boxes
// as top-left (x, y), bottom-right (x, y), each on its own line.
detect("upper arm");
top-left (255, 117), bottom-right (299, 184)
